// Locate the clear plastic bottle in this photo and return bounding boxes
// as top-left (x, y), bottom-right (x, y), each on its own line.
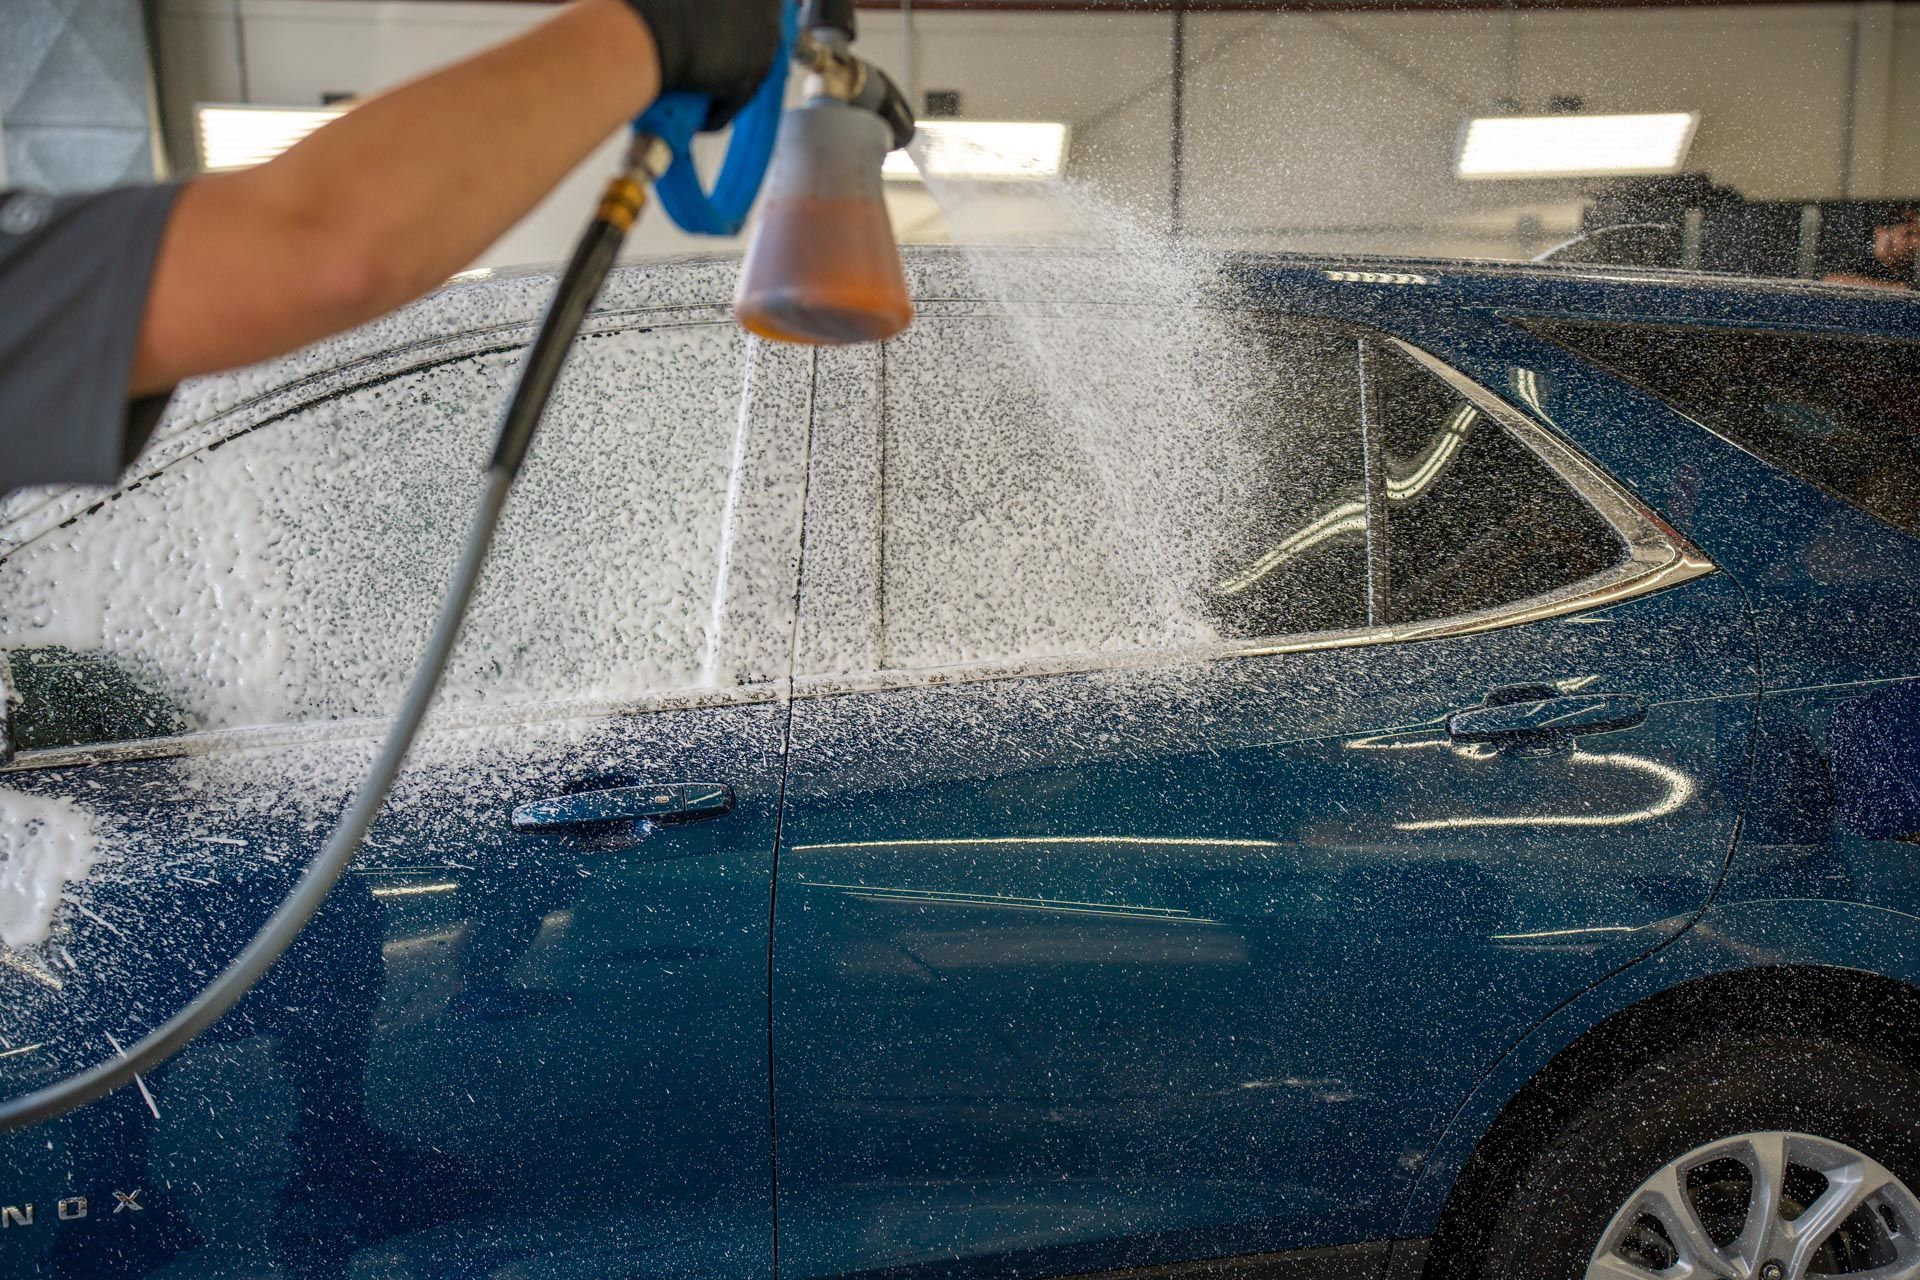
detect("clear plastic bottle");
top-left (735, 99), bottom-right (914, 345)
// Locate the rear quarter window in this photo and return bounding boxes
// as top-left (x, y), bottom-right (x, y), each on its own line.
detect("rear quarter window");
top-left (1371, 340), bottom-right (1627, 625)
top-left (1521, 320), bottom-right (1920, 536)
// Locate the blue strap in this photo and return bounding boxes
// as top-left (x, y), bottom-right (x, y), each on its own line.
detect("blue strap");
top-left (634, 4), bottom-right (796, 237)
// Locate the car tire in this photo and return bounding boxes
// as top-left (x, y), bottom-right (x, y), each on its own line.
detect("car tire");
top-left (1468, 1032), bottom-right (1920, 1280)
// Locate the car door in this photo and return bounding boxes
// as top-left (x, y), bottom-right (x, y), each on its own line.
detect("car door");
top-left (771, 303), bottom-right (1756, 1278)
top-left (1509, 319), bottom-right (1920, 914)
top-left (0, 316), bottom-right (810, 1279)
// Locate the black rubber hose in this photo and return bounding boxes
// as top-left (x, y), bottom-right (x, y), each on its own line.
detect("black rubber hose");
top-left (492, 213), bottom-right (628, 478)
top-left (0, 192), bottom-right (639, 1133)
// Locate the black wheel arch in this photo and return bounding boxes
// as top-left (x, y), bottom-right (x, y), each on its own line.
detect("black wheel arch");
top-left (1420, 963), bottom-right (1920, 1279)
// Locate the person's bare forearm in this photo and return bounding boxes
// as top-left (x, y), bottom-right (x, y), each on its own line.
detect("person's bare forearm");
top-left (132, 0), bottom-right (659, 395)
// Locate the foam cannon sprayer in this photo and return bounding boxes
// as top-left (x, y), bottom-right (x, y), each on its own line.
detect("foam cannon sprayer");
top-left (0, 0), bottom-right (916, 1131)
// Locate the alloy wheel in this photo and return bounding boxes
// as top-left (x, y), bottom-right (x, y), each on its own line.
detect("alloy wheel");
top-left (1586, 1131), bottom-right (1920, 1280)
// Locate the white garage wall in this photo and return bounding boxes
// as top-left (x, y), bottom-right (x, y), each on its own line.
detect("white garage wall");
top-left (857, 9), bottom-right (1178, 238)
top-left (1182, 3), bottom-right (1889, 256)
top-left (4, 0), bottom-right (159, 191)
top-left (1891, 3), bottom-right (1920, 194)
top-left (153, 0), bottom-right (1916, 269)
top-left (154, 0), bottom-right (707, 265)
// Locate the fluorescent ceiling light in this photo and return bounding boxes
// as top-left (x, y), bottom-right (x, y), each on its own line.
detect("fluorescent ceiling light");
top-left (196, 103), bottom-right (348, 172)
top-left (883, 121), bottom-right (1070, 182)
top-left (1456, 112), bottom-right (1698, 180)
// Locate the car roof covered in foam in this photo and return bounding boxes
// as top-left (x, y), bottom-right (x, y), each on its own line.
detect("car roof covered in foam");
top-left (3, 244), bottom-right (1914, 560)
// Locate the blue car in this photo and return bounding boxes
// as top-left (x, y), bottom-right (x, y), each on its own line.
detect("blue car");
top-left (0, 250), bottom-right (1917, 1280)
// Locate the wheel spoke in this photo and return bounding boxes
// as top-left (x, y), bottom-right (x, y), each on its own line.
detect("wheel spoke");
top-left (1644, 1162), bottom-right (1734, 1276)
top-left (1787, 1156), bottom-right (1896, 1273)
top-left (1587, 1252), bottom-right (1674, 1280)
top-left (1735, 1131), bottom-right (1790, 1267)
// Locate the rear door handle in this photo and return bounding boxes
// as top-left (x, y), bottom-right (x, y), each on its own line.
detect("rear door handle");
top-left (511, 783), bottom-right (735, 832)
top-left (1448, 693), bottom-right (1646, 744)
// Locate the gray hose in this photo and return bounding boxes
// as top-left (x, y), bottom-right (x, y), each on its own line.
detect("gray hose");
top-left (0, 159), bottom-right (645, 1131)
top-left (0, 464), bottom-right (514, 1130)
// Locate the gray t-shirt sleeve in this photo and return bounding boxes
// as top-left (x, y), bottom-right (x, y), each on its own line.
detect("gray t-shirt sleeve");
top-left (0, 183), bottom-right (180, 496)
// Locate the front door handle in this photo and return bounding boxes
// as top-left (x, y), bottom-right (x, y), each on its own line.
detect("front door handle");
top-left (511, 783), bottom-right (735, 832)
top-left (1448, 692), bottom-right (1646, 745)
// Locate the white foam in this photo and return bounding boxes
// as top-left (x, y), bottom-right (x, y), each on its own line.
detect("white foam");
top-left (877, 168), bottom-right (1288, 666)
top-left (0, 326), bottom-right (750, 735)
top-left (0, 789), bottom-right (101, 948)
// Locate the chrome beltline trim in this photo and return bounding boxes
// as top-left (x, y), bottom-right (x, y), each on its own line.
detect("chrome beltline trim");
top-left (0, 681), bottom-right (783, 773)
top-left (790, 556), bottom-right (1700, 702)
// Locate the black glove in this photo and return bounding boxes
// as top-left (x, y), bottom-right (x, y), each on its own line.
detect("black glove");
top-left (623, 0), bottom-right (783, 130)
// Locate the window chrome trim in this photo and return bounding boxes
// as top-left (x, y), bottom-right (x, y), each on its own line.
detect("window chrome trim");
top-left (0, 681), bottom-right (783, 774)
top-left (1388, 338), bottom-right (1695, 573)
top-left (794, 337), bottom-right (1712, 703)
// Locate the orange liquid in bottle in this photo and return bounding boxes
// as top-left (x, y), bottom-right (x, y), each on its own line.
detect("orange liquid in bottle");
top-left (736, 194), bottom-right (914, 345)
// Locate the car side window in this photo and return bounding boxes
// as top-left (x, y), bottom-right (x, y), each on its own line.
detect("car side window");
top-left (1371, 340), bottom-right (1629, 625)
top-left (0, 325), bottom-right (749, 750)
top-left (1205, 321), bottom-right (1371, 641)
top-left (1519, 320), bottom-right (1920, 537)
top-left (875, 311), bottom-right (1369, 671)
